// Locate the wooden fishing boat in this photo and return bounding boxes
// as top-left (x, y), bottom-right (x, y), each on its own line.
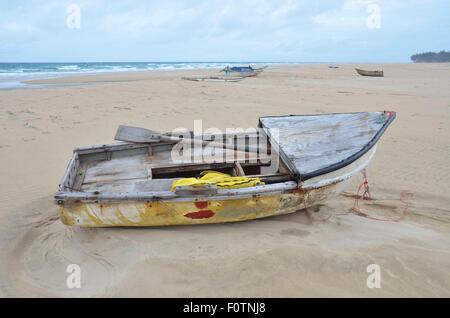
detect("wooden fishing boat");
top-left (182, 76), bottom-right (244, 82)
top-left (54, 111), bottom-right (396, 227)
top-left (221, 66), bottom-right (265, 77)
top-left (355, 68), bottom-right (384, 77)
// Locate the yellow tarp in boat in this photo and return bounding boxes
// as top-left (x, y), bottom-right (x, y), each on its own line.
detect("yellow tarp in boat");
top-left (171, 171), bottom-right (265, 192)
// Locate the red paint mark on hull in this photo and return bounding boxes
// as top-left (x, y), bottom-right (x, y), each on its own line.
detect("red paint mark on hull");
top-left (184, 210), bottom-right (215, 219)
top-left (194, 201), bottom-right (208, 209)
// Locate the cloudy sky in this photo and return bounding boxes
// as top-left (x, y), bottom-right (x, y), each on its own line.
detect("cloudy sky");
top-left (0, 0), bottom-right (449, 62)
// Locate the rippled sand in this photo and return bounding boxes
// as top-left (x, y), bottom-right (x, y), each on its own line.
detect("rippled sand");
top-left (1, 64), bottom-right (450, 297)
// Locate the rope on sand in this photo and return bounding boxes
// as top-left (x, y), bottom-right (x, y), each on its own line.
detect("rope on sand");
top-left (303, 169), bottom-right (414, 223)
top-left (349, 169), bottom-right (413, 222)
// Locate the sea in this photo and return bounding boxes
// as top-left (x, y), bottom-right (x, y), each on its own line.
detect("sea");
top-left (0, 62), bottom-right (282, 89)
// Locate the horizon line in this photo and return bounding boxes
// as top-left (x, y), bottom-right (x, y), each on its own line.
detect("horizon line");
top-left (0, 60), bottom-right (412, 64)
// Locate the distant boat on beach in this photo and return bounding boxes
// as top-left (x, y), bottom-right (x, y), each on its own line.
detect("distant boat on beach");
top-left (221, 65), bottom-right (267, 77)
top-left (355, 68), bottom-right (384, 77)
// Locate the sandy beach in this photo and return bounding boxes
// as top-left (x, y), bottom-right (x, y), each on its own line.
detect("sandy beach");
top-left (0, 64), bottom-right (449, 297)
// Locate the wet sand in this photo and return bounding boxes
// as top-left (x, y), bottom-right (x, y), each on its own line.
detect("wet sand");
top-left (1, 64), bottom-right (449, 297)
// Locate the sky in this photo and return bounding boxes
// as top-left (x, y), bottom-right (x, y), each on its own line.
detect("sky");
top-left (0, 0), bottom-right (449, 63)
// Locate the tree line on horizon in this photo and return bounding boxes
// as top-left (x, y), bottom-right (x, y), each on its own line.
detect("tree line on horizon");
top-left (411, 50), bottom-right (450, 63)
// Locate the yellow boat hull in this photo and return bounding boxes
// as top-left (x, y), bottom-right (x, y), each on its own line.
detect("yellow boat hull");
top-left (59, 191), bottom-right (306, 227)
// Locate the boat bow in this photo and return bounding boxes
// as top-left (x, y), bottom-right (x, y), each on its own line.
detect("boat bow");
top-left (259, 111), bottom-right (396, 181)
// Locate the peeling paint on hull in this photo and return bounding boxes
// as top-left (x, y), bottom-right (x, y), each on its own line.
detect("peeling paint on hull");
top-left (59, 192), bottom-right (302, 227)
top-left (58, 180), bottom-right (350, 227)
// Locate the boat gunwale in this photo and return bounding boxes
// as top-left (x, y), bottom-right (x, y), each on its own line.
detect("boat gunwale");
top-left (55, 181), bottom-right (299, 203)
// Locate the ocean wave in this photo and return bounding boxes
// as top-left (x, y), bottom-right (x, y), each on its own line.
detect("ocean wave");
top-left (0, 68), bottom-right (25, 73)
top-left (57, 65), bottom-right (81, 71)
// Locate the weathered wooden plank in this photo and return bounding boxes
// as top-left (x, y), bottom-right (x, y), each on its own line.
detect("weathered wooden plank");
top-left (73, 162), bottom-right (89, 191)
top-left (174, 185), bottom-right (218, 196)
top-left (81, 178), bottom-right (180, 193)
top-left (82, 155), bottom-right (149, 184)
top-left (260, 112), bottom-right (390, 176)
top-left (58, 153), bottom-right (80, 191)
top-left (81, 179), bottom-right (139, 193)
top-left (55, 181), bottom-right (299, 202)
